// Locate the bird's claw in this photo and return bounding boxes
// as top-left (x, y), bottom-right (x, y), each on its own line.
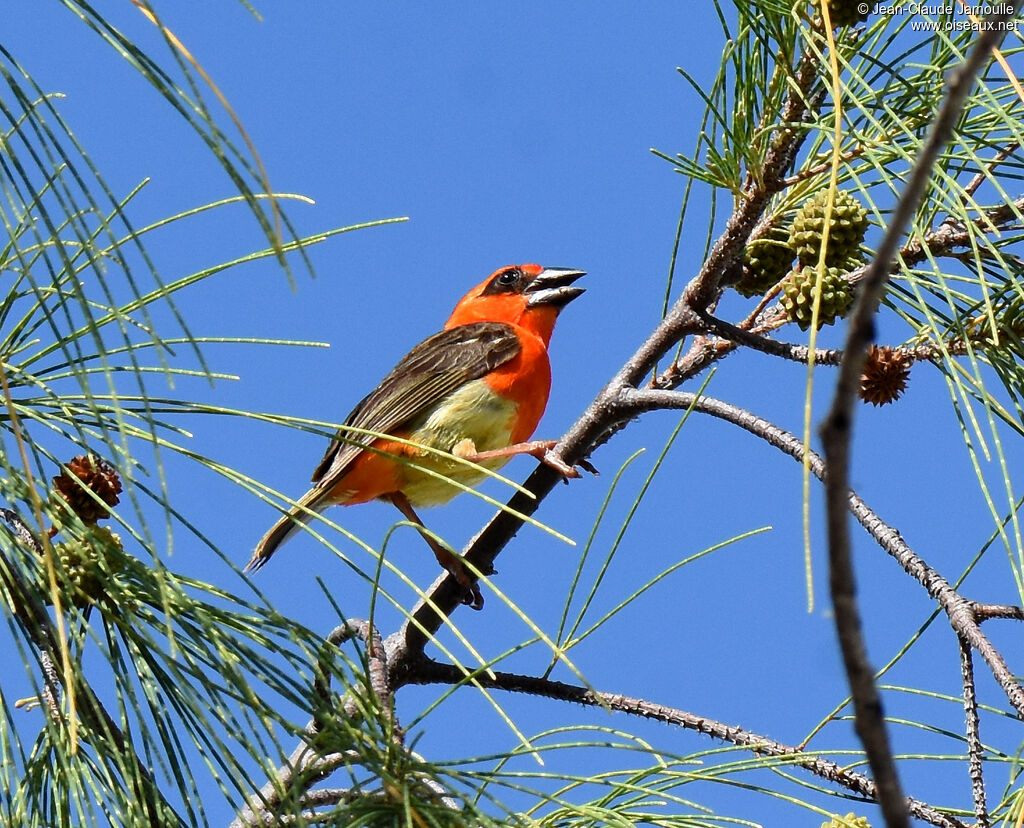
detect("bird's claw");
top-left (536, 447), bottom-right (598, 480)
top-left (459, 582), bottom-right (485, 610)
top-left (448, 564), bottom-right (484, 610)
top-left (540, 449), bottom-right (581, 479)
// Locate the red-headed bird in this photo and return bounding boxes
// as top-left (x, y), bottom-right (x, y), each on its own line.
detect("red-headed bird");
top-left (247, 264), bottom-right (585, 608)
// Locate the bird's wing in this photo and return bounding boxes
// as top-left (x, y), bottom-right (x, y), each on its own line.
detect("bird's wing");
top-left (310, 321), bottom-right (521, 490)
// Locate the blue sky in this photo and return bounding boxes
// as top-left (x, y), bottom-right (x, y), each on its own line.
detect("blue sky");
top-left (6, 3), bottom-right (1024, 825)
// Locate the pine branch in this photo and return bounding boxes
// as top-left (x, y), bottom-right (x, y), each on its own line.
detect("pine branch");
top-left (970, 602), bottom-right (1024, 621)
top-left (376, 19), bottom-right (1024, 671)
top-left (698, 311), bottom-right (955, 366)
top-left (820, 10), bottom-right (1022, 828)
top-left (313, 620), bottom-right (390, 726)
top-left (618, 389), bottom-right (1024, 718)
top-left (0, 509), bottom-right (182, 826)
top-left (230, 743), bottom-right (360, 828)
top-left (959, 635), bottom-right (988, 828)
top-left (404, 656), bottom-right (967, 828)
top-left (237, 619), bottom-right (396, 828)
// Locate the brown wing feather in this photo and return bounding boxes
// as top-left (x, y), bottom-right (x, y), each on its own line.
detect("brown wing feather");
top-left (310, 321), bottom-right (521, 490)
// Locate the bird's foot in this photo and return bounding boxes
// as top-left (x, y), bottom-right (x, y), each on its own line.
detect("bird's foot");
top-left (438, 554), bottom-right (484, 610)
top-left (388, 490), bottom-right (486, 610)
top-left (456, 576), bottom-right (485, 610)
top-left (457, 439), bottom-right (596, 480)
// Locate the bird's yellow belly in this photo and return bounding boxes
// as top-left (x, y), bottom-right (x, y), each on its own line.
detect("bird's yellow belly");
top-left (398, 378), bottom-right (518, 507)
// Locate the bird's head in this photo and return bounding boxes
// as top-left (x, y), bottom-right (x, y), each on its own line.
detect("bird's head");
top-left (445, 264), bottom-right (586, 343)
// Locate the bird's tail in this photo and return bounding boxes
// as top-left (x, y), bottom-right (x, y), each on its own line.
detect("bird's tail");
top-left (246, 488), bottom-right (325, 572)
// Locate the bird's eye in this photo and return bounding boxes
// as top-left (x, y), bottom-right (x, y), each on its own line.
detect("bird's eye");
top-left (482, 267), bottom-right (524, 296)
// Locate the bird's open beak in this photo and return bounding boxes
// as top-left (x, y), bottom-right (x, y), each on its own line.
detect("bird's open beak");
top-left (525, 268), bottom-right (586, 309)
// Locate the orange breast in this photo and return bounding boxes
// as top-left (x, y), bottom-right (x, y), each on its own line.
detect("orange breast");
top-left (479, 328), bottom-right (551, 444)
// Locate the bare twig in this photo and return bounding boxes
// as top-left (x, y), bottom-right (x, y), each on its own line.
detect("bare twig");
top-left (230, 744), bottom-right (360, 828)
top-left (698, 311), bottom-right (846, 363)
top-left (970, 602), bottom-right (1024, 622)
top-left (37, 648), bottom-right (61, 717)
top-left (960, 635), bottom-right (988, 827)
top-left (819, 12), bottom-right (1021, 828)
top-left (778, 144), bottom-right (869, 188)
top-left (313, 620), bottom-right (389, 724)
top-left (404, 656), bottom-right (967, 828)
top-left (297, 788), bottom-right (352, 810)
top-left (963, 140), bottom-right (1020, 198)
top-left (698, 312), bottom-right (953, 366)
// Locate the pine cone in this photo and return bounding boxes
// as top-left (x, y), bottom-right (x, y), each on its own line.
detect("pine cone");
top-left (779, 265), bottom-right (854, 330)
top-left (860, 345), bottom-right (911, 406)
top-left (55, 526), bottom-right (124, 607)
top-left (821, 813), bottom-right (871, 828)
top-left (738, 224), bottom-right (795, 298)
top-left (52, 455), bottom-right (122, 524)
top-left (825, 0), bottom-right (871, 27)
top-left (790, 189), bottom-right (869, 267)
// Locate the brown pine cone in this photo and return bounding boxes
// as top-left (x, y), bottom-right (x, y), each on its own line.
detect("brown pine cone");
top-left (52, 455), bottom-right (122, 524)
top-left (860, 346), bottom-right (911, 406)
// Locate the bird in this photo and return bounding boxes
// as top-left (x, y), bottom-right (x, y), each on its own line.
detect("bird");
top-left (247, 264), bottom-right (586, 608)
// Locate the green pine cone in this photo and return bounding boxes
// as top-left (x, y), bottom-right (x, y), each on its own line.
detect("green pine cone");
top-left (55, 526), bottom-right (124, 607)
top-left (780, 265), bottom-right (854, 330)
top-left (738, 224), bottom-right (795, 297)
top-left (790, 189), bottom-right (869, 267)
top-left (821, 813), bottom-right (871, 828)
